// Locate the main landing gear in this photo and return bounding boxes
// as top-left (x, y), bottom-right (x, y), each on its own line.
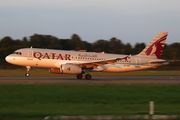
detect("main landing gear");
top-left (25, 66), bottom-right (31, 77)
top-left (76, 74), bottom-right (83, 79)
top-left (76, 74), bottom-right (92, 80)
top-left (76, 70), bottom-right (92, 80)
top-left (85, 74), bottom-right (91, 80)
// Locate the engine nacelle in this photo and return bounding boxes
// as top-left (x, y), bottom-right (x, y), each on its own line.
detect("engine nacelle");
top-left (50, 64), bottom-right (82, 74)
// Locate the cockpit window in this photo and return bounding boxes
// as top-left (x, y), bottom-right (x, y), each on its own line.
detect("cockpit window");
top-left (13, 52), bottom-right (22, 55)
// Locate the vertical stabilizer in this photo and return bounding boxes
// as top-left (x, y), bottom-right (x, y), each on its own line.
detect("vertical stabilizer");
top-left (137, 32), bottom-right (168, 59)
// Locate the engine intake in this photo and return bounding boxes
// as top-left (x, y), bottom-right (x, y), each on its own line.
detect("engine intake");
top-left (50, 64), bottom-right (82, 74)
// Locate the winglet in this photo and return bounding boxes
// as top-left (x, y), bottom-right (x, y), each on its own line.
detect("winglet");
top-left (137, 32), bottom-right (168, 59)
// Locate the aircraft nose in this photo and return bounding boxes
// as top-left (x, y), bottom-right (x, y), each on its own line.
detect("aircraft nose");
top-left (5, 55), bottom-right (12, 63)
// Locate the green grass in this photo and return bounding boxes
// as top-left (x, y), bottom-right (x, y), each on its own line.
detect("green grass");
top-left (0, 85), bottom-right (180, 119)
top-left (0, 69), bottom-right (180, 76)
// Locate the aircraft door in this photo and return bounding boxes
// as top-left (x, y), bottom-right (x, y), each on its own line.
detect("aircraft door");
top-left (135, 58), bottom-right (141, 66)
top-left (27, 50), bottom-right (33, 60)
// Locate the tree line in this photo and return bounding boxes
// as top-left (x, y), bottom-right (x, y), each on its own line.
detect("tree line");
top-left (0, 34), bottom-right (180, 69)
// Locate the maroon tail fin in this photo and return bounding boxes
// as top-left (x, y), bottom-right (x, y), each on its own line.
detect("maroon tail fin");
top-left (137, 32), bottom-right (168, 59)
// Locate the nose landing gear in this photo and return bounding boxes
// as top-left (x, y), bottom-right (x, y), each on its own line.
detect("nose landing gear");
top-left (25, 66), bottom-right (31, 77)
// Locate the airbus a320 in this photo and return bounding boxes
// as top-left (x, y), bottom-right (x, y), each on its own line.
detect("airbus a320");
top-left (5, 32), bottom-right (169, 79)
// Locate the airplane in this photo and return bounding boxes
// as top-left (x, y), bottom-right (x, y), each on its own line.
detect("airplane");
top-left (5, 32), bottom-right (169, 80)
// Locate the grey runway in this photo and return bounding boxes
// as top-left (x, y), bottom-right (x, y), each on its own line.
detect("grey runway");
top-left (0, 76), bottom-right (180, 84)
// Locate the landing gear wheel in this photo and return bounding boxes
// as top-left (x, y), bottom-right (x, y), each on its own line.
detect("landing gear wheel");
top-left (25, 73), bottom-right (30, 77)
top-left (25, 66), bottom-right (31, 77)
top-left (85, 74), bottom-right (92, 80)
top-left (76, 74), bottom-right (83, 79)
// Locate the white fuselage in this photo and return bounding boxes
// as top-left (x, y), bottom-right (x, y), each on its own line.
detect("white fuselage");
top-left (5, 48), bottom-right (166, 73)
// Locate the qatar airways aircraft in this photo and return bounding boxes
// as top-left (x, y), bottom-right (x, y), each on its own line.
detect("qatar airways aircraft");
top-left (5, 32), bottom-right (169, 79)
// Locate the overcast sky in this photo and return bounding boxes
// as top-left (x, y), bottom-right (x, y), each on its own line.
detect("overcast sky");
top-left (0, 0), bottom-right (180, 45)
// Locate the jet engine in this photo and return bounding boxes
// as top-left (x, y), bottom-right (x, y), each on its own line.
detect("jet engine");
top-left (50, 64), bottom-right (82, 74)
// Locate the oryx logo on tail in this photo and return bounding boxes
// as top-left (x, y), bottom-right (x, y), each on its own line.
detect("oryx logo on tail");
top-left (137, 32), bottom-right (168, 59)
top-left (145, 34), bottom-right (167, 59)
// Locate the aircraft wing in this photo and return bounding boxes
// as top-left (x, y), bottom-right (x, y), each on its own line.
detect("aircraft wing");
top-left (54, 55), bottom-right (131, 68)
top-left (68, 57), bottom-right (127, 68)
